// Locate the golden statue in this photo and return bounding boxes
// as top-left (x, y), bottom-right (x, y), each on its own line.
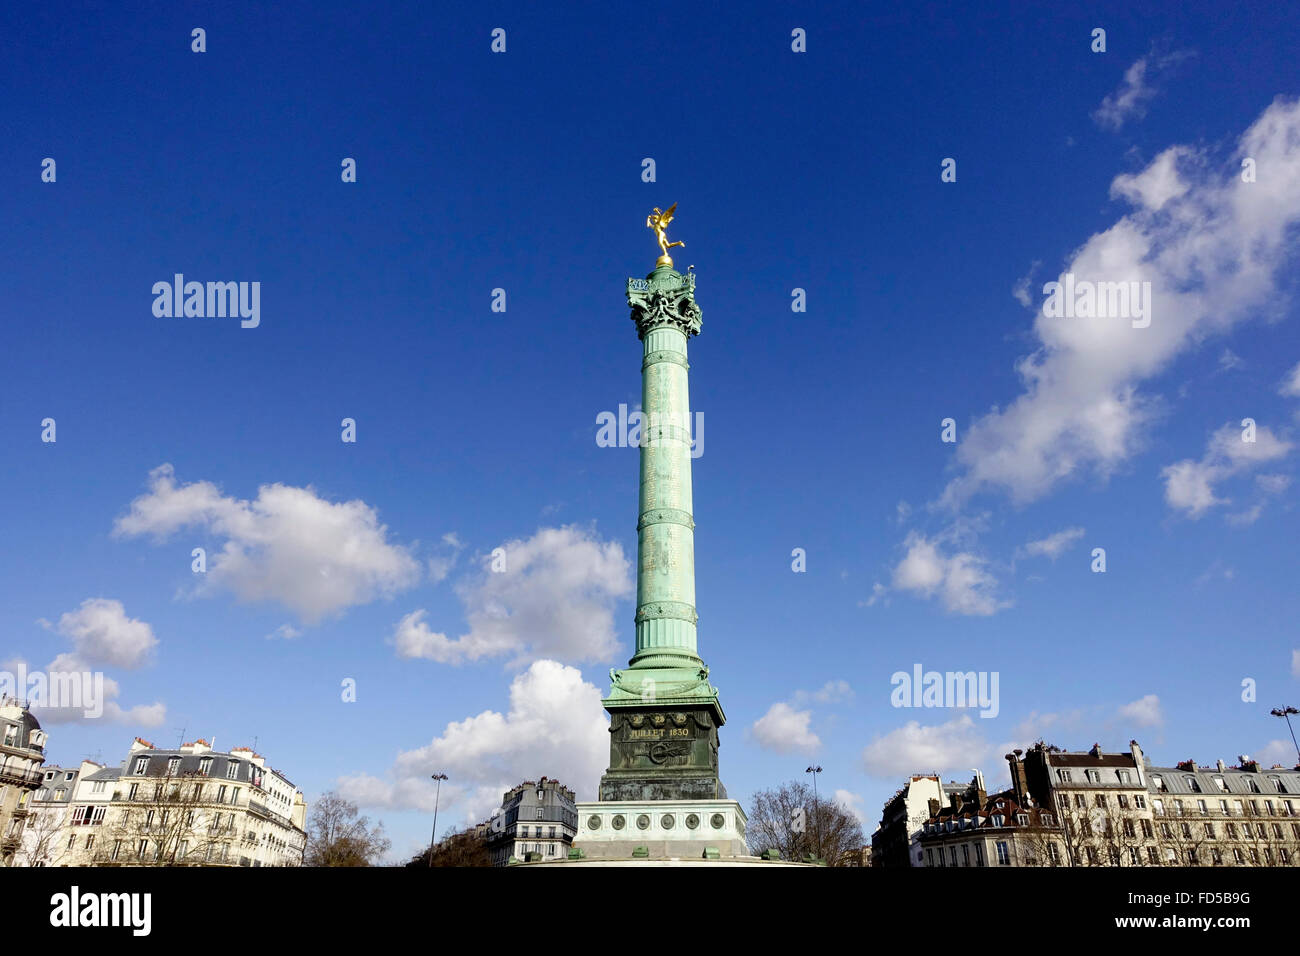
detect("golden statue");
top-left (646, 203), bottom-right (685, 266)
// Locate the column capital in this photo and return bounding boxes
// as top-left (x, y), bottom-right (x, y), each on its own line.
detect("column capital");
top-left (627, 267), bottom-right (702, 339)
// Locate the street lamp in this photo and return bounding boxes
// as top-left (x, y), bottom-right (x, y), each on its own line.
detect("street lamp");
top-left (427, 772), bottom-right (448, 867)
top-left (1270, 707), bottom-right (1300, 765)
top-left (805, 766), bottom-right (823, 862)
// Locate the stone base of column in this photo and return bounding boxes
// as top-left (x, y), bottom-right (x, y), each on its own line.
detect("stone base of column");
top-left (570, 798), bottom-right (749, 861)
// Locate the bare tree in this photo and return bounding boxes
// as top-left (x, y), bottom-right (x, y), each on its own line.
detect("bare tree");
top-left (405, 827), bottom-right (491, 867)
top-left (305, 791), bottom-right (390, 866)
top-left (746, 780), bottom-right (864, 866)
top-left (13, 807), bottom-right (73, 867)
top-left (97, 770), bottom-right (230, 866)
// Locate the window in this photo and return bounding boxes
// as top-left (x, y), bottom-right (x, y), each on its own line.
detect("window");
top-left (133, 757), bottom-right (148, 775)
top-left (1129, 847), bottom-right (1140, 865)
top-left (1186, 777), bottom-right (1202, 793)
top-left (1181, 822), bottom-right (1192, 838)
top-left (1274, 778), bottom-right (1288, 794)
top-left (948, 846), bottom-right (957, 866)
top-left (1205, 823), bottom-right (1215, 838)
top-left (1249, 848), bottom-right (1260, 864)
top-left (1152, 775), bottom-right (1165, 791)
top-left (1016, 813), bottom-right (1029, 826)
top-left (1123, 819), bottom-right (1135, 838)
top-left (962, 844), bottom-right (970, 866)
top-left (1141, 820), bottom-right (1153, 838)
top-left (1213, 776), bottom-right (1228, 792)
top-left (68, 833), bottom-right (76, 849)
top-left (1148, 847), bottom-right (1159, 865)
top-left (1048, 843), bottom-right (1061, 865)
top-left (53, 788), bottom-right (66, 800)
top-left (226, 761), bottom-right (239, 780)
top-left (128, 783), bottom-right (139, 800)
top-left (1057, 769), bottom-right (1072, 782)
top-left (1248, 779), bottom-right (1262, 794)
top-left (991, 814), bottom-right (1004, 827)
top-left (1161, 823), bottom-right (1173, 839)
top-left (1227, 822), bottom-right (1238, 838)
top-left (1232, 849), bottom-right (1244, 864)
top-left (1074, 794), bottom-right (1086, 808)
top-left (1152, 799), bottom-right (1164, 815)
top-left (92, 780), bottom-right (105, 794)
top-left (1282, 849), bottom-right (1291, 864)
top-left (218, 785), bottom-right (227, 802)
top-left (1118, 794), bottom-right (1130, 809)
top-left (1118, 770), bottom-right (1132, 784)
top-left (1094, 794), bottom-right (1107, 808)
top-left (1273, 823), bottom-right (1284, 838)
top-left (548, 826), bottom-right (556, 838)
top-left (1219, 799), bottom-right (1229, 813)
top-left (996, 841), bottom-right (1010, 865)
top-left (180, 841), bottom-right (189, 858)
top-left (137, 839), bottom-right (149, 859)
top-left (1234, 800), bottom-right (1244, 815)
top-left (1041, 813), bottom-right (1054, 826)
top-left (974, 843), bottom-right (984, 866)
top-left (199, 757), bottom-right (213, 776)
top-left (1086, 847), bottom-right (1098, 865)
top-left (1265, 800), bottom-right (1275, 815)
top-left (64, 771), bottom-right (75, 781)
top-left (112, 840), bottom-right (122, 861)
top-left (1086, 770), bottom-right (1100, 783)
top-left (536, 807), bottom-right (544, 820)
top-left (85, 835), bottom-right (94, 850)
top-left (925, 849), bottom-right (934, 867)
top-left (3, 724), bottom-right (17, 746)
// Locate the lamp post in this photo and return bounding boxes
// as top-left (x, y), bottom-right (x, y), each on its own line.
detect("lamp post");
top-left (1270, 707), bottom-right (1300, 765)
top-left (806, 765), bottom-right (823, 862)
top-left (427, 773), bottom-right (448, 867)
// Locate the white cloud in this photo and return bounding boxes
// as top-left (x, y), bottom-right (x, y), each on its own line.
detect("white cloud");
top-left (114, 464), bottom-right (421, 623)
top-left (9, 652), bottom-right (166, 728)
top-left (834, 789), bottom-right (867, 829)
top-left (1020, 526), bottom-right (1086, 561)
top-left (1218, 348), bottom-right (1245, 372)
top-left (889, 533), bottom-right (1006, 616)
top-left (810, 680), bottom-right (853, 704)
top-left (1093, 50), bottom-right (1192, 131)
top-left (750, 702), bottom-right (821, 755)
top-left (336, 660), bottom-right (607, 824)
top-left (1280, 361), bottom-right (1300, 396)
top-left (264, 624), bottom-right (301, 640)
top-left (942, 98), bottom-right (1300, 508)
top-left (861, 715), bottom-right (987, 778)
top-left (52, 598), bottom-right (157, 668)
top-left (1161, 423), bottom-right (1292, 518)
top-left (393, 525), bottom-right (633, 666)
top-left (1255, 739), bottom-right (1298, 768)
top-left (1117, 694), bottom-right (1164, 728)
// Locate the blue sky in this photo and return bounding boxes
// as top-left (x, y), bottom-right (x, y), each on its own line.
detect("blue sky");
top-left (3, 1), bottom-right (1300, 860)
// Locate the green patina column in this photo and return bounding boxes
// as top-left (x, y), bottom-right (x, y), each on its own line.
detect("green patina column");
top-left (598, 260), bottom-right (727, 802)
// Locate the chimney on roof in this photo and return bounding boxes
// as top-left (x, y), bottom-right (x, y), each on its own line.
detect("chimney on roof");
top-left (1089, 742), bottom-right (1102, 757)
top-left (1217, 760), bottom-right (1226, 773)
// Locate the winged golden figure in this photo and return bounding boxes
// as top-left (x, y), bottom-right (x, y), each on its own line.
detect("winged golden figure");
top-left (646, 202), bottom-right (685, 263)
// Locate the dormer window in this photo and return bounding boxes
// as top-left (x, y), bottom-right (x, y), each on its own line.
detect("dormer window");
top-left (1086, 770), bottom-right (1100, 783)
top-left (1152, 775), bottom-right (1166, 791)
top-left (226, 761), bottom-right (239, 780)
top-left (1248, 779), bottom-right (1262, 794)
top-left (132, 757), bottom-right (148, 775)
top-left (3, 724), bottom-right (17, 746)
top-left (1057, 769), bottom-right (1072, 783)
top-left (1270, 777), bottom-right (1287, 794)
top-left (1117, 770), bottom-right (1131, 783)
top-left (1016, 813), bottom-right (1029, 826)
top-left (168, 757), bottom-right (181, 775)
top-left (991, 814), bottom-right (1005, 827)
top-left (199, 757), bottom-right (213, 776)
top-left (1186, 777), bottom-right (1201, 792)
top-left (1213, 776), bottom-right (1228, 792)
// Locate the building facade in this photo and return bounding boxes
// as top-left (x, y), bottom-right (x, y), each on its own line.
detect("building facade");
top-left (0, 697), bottom-right (48, 866)
top-left (917, 741), bottom-right (1300, 867)
top-left (487, 777), bottom-right (578, 866)
top-left (17, 737), bottom-right (307, 867)
top-left (872, 773), bottom-right (969, 867)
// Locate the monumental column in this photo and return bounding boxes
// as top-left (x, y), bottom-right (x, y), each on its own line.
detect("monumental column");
top-left (572, 205), bottom-right (748, 860)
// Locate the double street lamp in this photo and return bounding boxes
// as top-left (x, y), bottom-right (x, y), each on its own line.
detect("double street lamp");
top-left (805, 765), bottom-right (823, 862)
top-left (427, 772), bottom-right (448, 867)
top-left (1270, 706), bottom-right (1300, 765)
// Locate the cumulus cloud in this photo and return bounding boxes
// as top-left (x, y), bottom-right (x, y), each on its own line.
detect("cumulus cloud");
top-left (834, 789), bottom-right (867, 829)
top-left (1117, 694), bottom-right (1164, 728)
top-left (393, 525), bottom-right (633, 666)
top-left (113, 464), bottom-right (421, 623)
top-left (1093, 49), bottom-right (1192, 131)
top-left (1161, 423), bottom-right (1292, 518)
top-left (750, 702), bottom-right (821, 755)
top-left (862, 715), bottom-right (987, 778)
top-left (1020, 526), bottom-right (1086, 561)
top-left (51, 598), bottom-right (157, 669)
top-left (943, 98), bottom-right (1300, 508)
top-left (336, 660), bottom-right (607, 824)
top-left (889, 532), bottom-right (1006, 616)
top-left (1280, 361), bottom-right (1300, 397)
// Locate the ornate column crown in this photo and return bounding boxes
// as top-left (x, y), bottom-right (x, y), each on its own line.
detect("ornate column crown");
top-left (627, 268), bottom-right (703, 340)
